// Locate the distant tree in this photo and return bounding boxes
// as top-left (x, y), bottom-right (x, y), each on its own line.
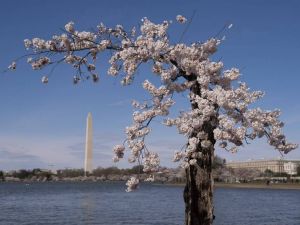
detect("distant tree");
top-left (92, 167), bottom-right (105, 177)
top-left (57, 169), bottom-right (84, 178)
top-left (103, 166), bottom-right (121, 175)
top-left (264, 169), bottom-right (274, 177)
top-left (32, 168), bottom-right (42, 175)
top-left (0, 171), bottom-right (4, 181)
top-left (38, 171), bottom-right (52, 180)
top-left (297, 165), bottom-right (300, 176)
top-left (212, 155), bottom-right (225, 169)
top-left (233, 168), bottom-right (261, 182)
top-left (13, 169), bottom-right (31, 179)
top-left (8, 15), bottom-right (298, 225)
top-left (128, 165), bottom-right (144, 174)
top-left (93, 165), bottom-right (144, 177)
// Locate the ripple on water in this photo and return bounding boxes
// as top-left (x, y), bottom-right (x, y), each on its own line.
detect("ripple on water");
top-left (0, 182), bottom-right (299, 225)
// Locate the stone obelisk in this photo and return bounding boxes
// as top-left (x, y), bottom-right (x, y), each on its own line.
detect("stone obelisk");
top-left (84, 112), bottom-right (93, 176)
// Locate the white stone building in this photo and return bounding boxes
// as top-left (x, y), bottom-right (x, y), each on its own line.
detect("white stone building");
top-left (226, 159), bottom-right (300, 175)
top-left (284, 161), bottom-right (299, 175)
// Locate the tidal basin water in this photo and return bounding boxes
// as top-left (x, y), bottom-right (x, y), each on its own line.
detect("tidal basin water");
top-left (0, 182), bottom-right (299, 225)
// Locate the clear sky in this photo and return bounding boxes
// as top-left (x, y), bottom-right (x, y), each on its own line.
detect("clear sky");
top-left (0, 0), bottom-right (299, 170)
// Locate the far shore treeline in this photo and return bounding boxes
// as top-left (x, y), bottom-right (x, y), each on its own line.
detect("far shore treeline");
top-left (0, 165), bottom-right (145, 181)
top-left (1, 156), bottom-right (300, 183)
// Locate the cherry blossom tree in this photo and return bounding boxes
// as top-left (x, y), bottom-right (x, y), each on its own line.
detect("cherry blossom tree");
top-left (7, 15), bottom-right (297, 225)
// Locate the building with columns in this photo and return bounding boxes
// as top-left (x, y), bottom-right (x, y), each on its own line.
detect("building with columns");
top-left (226, 159), bottom-right (300, 175)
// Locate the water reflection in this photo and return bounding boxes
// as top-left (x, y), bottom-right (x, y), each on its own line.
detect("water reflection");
top-left (81, 193), bottom-right (96, 224)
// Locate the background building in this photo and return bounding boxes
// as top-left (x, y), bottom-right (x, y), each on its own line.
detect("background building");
top-left (284, 161), bottom-right (299, 175)
top-left (226, 159), bottom-right (300, 175)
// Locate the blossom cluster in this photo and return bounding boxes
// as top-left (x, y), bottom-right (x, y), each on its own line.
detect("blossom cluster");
top-left (125, 176), bottom-right (139, 192)
top-left (176, 15), bottom-right (187, 24)
top-left (31, 57), bottom-right (50, 70)
top-left (143, 152), bottom-right (160, 173)
top-left (112, 145), bottom-right (125, 162)
top-left (114, 79), bottom-right (175, 170)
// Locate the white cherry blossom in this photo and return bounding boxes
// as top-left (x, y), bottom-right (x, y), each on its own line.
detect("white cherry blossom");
top-left (126, 176), bottom-right (139, 192)
top-left (176, 15), bottom-right (187, 24)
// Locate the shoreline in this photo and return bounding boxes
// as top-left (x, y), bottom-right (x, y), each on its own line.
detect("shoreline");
top-left (2, 180), bottom-right (300, 190)
top-left (214, 182), bottom-right (300, 190)
top-left (162, 182), bottom-right (300, 190)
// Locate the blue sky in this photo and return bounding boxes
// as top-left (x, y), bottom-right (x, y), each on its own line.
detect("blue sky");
top-left (0, 0), bottom-right (299, 170)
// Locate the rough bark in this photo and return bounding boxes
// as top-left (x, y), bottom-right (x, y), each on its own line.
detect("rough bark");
top-left (184, 82), bottom-right (217, 225)
top-left (184, 135), bottom-right (215, 225)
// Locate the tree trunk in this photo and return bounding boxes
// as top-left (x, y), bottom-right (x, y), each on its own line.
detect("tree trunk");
top-left (184, 82), bottom-right (217, 225)
top-left (184, 141), bottom-right (215, 225)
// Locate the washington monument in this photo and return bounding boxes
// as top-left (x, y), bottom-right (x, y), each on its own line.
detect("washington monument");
top-left (84, 112), bottom-right (93, 176)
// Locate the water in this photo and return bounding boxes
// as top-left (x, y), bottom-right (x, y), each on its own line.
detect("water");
top-left (0, 182), bottom-right (299, 225)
